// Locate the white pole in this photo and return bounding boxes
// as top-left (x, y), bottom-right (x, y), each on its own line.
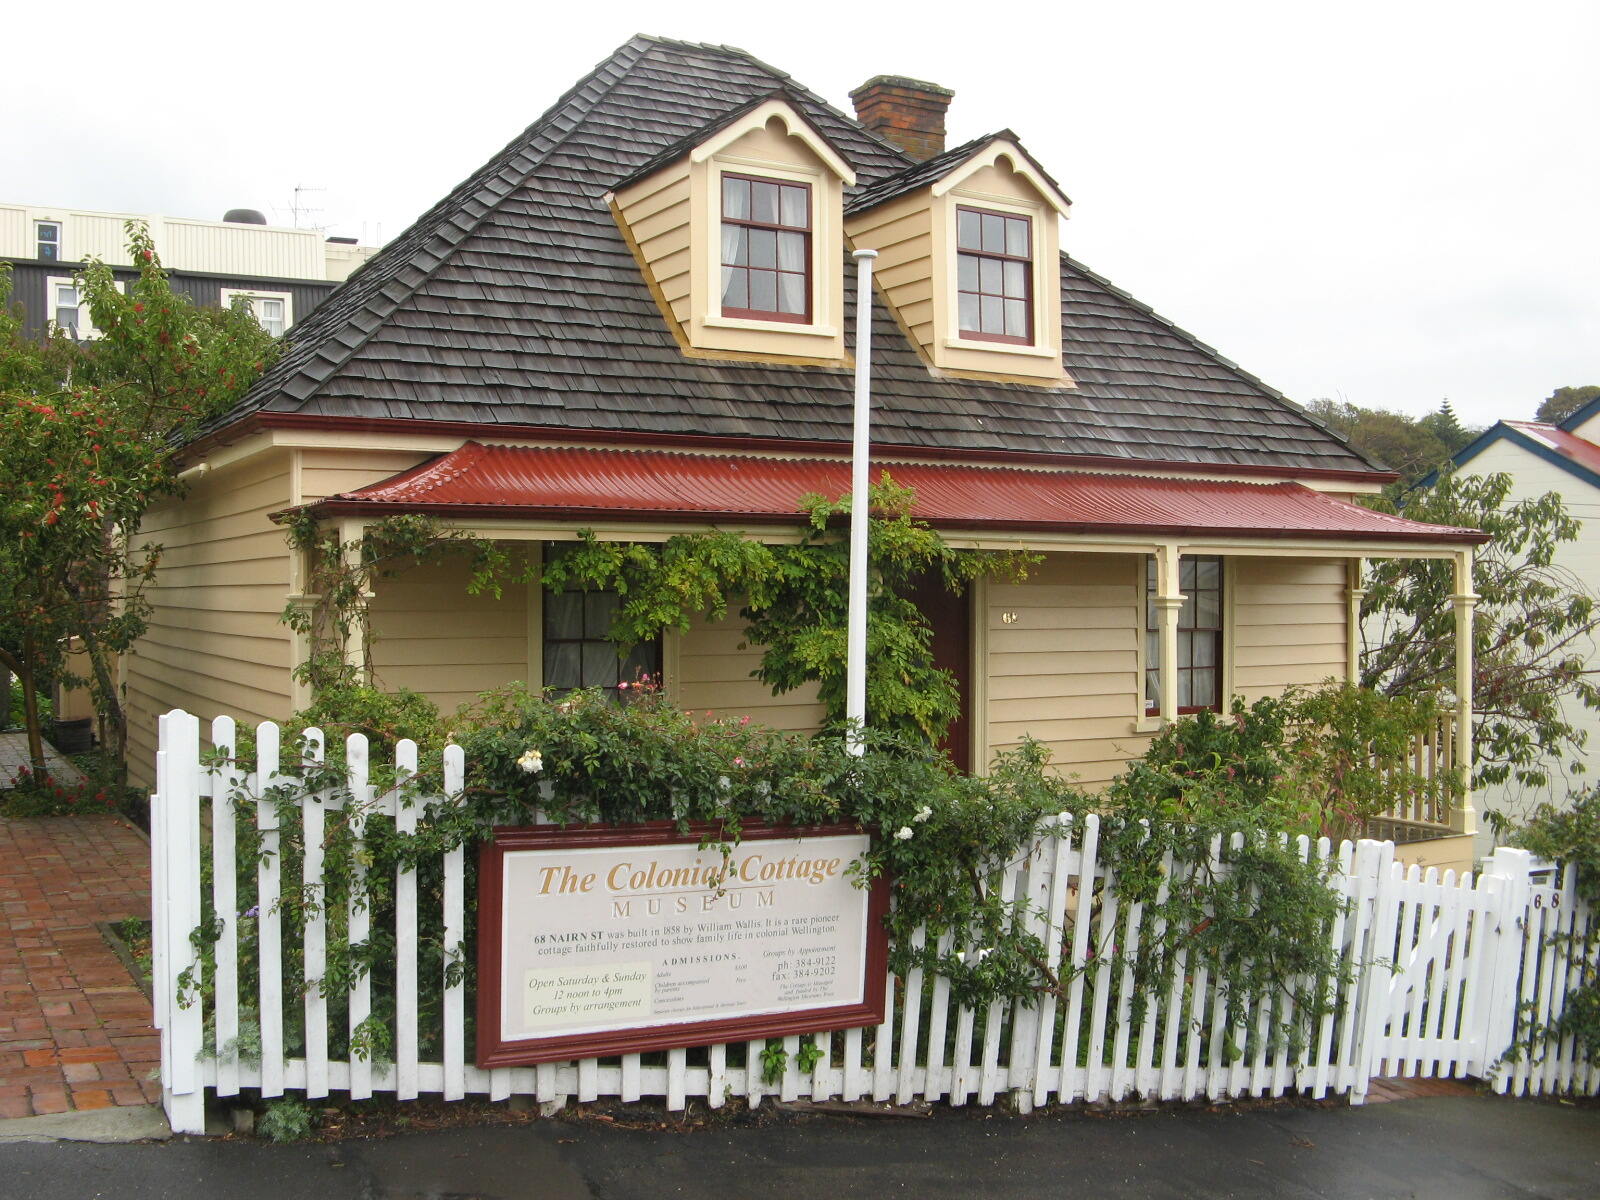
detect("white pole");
top-left (845, 248), bottom-right (878, 756)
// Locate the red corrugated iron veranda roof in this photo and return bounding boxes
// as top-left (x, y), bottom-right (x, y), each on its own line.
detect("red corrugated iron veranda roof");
top-left (301, 442), bottom-right (1489, 545)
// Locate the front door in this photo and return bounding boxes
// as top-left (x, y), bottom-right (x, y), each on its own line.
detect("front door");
top-left (906, 573), bottom-right (973, 772)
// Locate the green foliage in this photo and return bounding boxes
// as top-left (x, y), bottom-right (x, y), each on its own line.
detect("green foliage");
top-left (0, 766), bottom-right (122, 817)
top-left (1363, 470), bottom-right (1600, 790)
top-left (1533, 385), bottom-right (1600, 425)
top-left (0, 224), bottom-right (278, 782)
top-left (1509, 788), bottom-right (1600, 906)
top-left (282, 511), bottom-right (484, 695)
top-left (759, 1039), bottom-right (789, 1085)
top-left (541, 478), bottom-right (1035, 746)
top-left (1107, 686), bottom-right (1458, 841)
top-left (747, 477), bottom-right (1035, 743)
top-left (1304, 398), bottom-right (1479, 485)
top-left (257, 1096), bottom-right (316, 1143)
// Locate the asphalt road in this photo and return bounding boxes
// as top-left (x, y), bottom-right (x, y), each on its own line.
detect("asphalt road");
top-left (2, 1095), bottom-right (1595, 1199)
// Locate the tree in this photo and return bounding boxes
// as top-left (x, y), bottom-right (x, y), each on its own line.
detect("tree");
top-left (0, 225), bottom-right (277, 781)
top-left (1304, 399), bottom-right (1455, 484)
top-left (1417, 400), bottom-right (1476, 457)
top-left (1534, 385), bottom-right (1600, 425)
top-left (1361, 470), bottom-right (1600, 791)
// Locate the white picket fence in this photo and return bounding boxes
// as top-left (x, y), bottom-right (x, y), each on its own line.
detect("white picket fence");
top-left (150, 711), bottom-right (1598, 1133)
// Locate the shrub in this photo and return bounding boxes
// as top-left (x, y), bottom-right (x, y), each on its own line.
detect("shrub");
top-left (257, 1096), bottom-right (316, 1143)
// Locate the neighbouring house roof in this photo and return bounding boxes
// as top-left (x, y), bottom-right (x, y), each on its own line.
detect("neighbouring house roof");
top-left (1451, 419), bottom-right (1600, 491)
top-left (195, 35), bottom-right (1387, 480)
top-left (299, 442), bottom-right (1485, 544)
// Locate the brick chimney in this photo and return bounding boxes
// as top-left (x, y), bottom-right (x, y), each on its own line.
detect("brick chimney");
top-left (849, 75), bottom-right (954, 162)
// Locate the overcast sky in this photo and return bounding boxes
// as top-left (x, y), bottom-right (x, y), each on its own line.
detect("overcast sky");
top-left (6, 0), bottom-right (1594, 427)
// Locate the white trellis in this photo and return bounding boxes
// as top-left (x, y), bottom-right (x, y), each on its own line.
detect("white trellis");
top-left (150, 711), bottom-right (1597, 1133)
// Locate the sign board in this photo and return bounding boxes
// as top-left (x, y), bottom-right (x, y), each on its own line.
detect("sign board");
top-left (476, 821), bottom-right (889, 1067)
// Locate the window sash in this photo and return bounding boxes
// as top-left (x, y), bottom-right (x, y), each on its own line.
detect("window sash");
top-left (955, 206), bottom-right (1033, 345)
top-left (1144, 555), bottom-right (1224, 715)
top-left (719, 173), bottom-right (812, 324)
top-left (36, 222), bottom-right (61, 261)
top-left (542, 547), bottom-right (662, 695)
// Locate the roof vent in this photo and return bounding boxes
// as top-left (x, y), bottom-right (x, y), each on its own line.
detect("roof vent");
top-left (849, 75), bottom-right (953, 162)
top-left (222, 208), bottom-right (268, 225)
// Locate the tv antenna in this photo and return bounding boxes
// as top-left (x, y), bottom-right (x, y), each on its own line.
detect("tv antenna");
top-left (289, 184), bottom-right (326, 231)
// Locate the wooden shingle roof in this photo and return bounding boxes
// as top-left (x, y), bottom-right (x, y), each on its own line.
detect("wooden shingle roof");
top-left (200, 35), bottom-right (1385, 478)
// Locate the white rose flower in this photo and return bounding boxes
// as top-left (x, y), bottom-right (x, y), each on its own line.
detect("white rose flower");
top-left (913, 805), bottom-right (933, 823)
top-left (973, 947), bottom-right (993, 963)
top-left (516, 749), bottom-right (544, 775)
top-left (894, 825), bottom-right (914, 841)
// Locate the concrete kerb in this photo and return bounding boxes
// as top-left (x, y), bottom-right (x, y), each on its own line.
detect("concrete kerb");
top-left (0, 1104), bottom-right (173, 1144)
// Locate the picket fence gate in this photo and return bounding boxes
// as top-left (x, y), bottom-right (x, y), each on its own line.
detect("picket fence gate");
top-left (150, 711), bottom-right (1599, 1134)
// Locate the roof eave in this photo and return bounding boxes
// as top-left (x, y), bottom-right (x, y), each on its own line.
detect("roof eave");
top-left (288, 495), bottom-right (1489, 546)
top-left (199, 411), bottom-right (1400, 487)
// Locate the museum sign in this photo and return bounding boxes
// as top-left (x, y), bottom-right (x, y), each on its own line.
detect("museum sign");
top-left (476, 821), bottom-right (890, 1067)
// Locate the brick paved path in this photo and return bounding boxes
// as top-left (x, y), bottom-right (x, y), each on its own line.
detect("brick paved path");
top-left (0, 731), bottom-right (88, 788)
top-left (0, 815), bottom-right (160, 1118)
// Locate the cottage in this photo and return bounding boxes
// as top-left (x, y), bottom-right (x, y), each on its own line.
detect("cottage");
top-left (126, 36), bottom-right (1485, 866)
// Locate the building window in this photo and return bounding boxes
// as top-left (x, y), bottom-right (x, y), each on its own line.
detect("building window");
top-left (221, 289), bottom-right (292, 337)
top-left (720, 174), bottom-right (811, 323)
top-left (46, 277), bottom-right (93, 338)
top-left (36, 221), bottom-right (61, 261)
top-left (543, 546), bottom-right (661, 696)
top-left (956, 206), bottom-right (1032, 344)
top-left (1145, 555), bottom-right (1224, 715)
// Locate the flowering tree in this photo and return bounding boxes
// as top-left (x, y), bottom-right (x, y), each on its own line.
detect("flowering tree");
top-left (0, 226), bottom-right (277, 781)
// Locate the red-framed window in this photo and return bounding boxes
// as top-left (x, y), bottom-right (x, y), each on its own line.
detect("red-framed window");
top-left (956, 206), bottom-right (1033, 344)
top-left (1145, 555), bottom-right (1224, 716)
top-left (720, 174), bottom-right (811, 323)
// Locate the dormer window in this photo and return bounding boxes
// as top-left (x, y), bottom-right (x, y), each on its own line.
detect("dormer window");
top-left (720, 175), bottom-right (811, 323)
top-left (609, 95), bottom-right (854, 365)
top-left (956, 207), bottom-right (1031, 344)
top-left (845, 133), bottom-right (1072, 385)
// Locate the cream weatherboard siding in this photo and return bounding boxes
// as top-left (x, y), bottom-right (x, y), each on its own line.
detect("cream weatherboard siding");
top-left (981, 552), bottom-right (1349, 787)
top-left (1231, 556), bottom-right (1349, 701)
top-left (125, 450), bottom-right (297, 788)
top-left (983, 553), bottom-right (1154, 786)
top-left (366, 556), bottom-right (532, 717)
top-left (674, 611), bottom-right (826, 732)
top-left (844, 191), bottom-right (935, 357)
top-left (1455, 436), bottom-right (1600, 849)
top-left (295, 448), bottom-right (432, 505)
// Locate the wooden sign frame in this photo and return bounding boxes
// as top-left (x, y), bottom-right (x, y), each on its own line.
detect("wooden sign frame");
top-left (476, 820), bottom-right (890, 1068)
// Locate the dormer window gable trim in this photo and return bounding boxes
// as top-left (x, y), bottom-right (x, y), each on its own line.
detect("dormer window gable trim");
top-left (686, 98), bottom-right (857, 188)
top-left (929, 136), bottom-right (1070, 217)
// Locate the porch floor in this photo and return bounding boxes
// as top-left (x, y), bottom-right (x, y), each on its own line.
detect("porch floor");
top-left (0, 815), bottom-right (160, 1119)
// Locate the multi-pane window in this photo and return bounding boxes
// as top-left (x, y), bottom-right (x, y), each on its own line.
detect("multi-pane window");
top-left (36, 221), bottom-right (61, 261)
top-left (543, 546), bottom-right (661, 696)
top-left (1145, 555), bottom-right (1224, 715)
top-left (720, 174), bottom-right (811, 322)
top-left (255, 298), bottom-right (286, 337)
top-left (51, 281), bottom-right (82, 334)
top-left (956, 206), bottom-right (1032, 344)
top-left (221, 289), bottom-right (291, 337)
